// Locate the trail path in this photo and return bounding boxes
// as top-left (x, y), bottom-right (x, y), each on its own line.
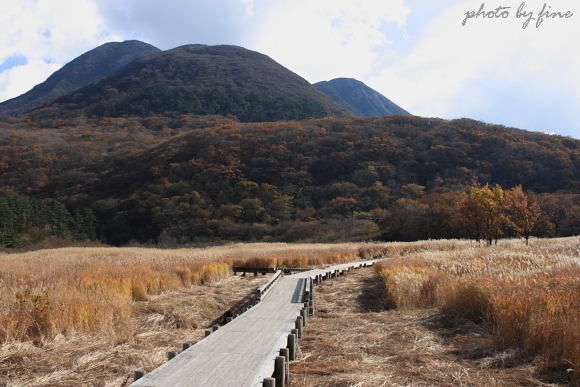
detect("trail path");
top-left (130, 259), bottom-right (381, 387)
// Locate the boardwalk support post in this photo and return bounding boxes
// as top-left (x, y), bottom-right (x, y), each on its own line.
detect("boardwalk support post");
top-left (295, 317), bottom-right (303, 338)
top-left (205, 329), bottom-right (212, 337)
top-left (182, 342), bottom-right (192, 350)
top-left (300, 309), bottom-right (307, 326)
top-left (264, 377), bottom-right (276, 387)
top-left (288, 333), bottom-right (296, 361)
top-left (274, 356), bottom-right (286, 387)
top-left (167, 351), bottom-right (178, 361)
top-left (134, 370), bottom-right (146, 381)
top-left (280, 347), bottom-right (290, 383)
top-left (291, 328), bottom-right (299, 339)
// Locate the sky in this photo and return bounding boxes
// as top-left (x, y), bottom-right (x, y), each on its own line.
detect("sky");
top-left (0, 0), bottom-right (578, 139)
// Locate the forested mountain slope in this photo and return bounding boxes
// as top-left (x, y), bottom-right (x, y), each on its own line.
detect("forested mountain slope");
top-left (33, 45), bottom-right (355, 122)
top-left (1, 114), bottom-right (580, 246)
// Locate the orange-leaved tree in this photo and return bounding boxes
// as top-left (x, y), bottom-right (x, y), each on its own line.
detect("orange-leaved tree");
top-left (503, 185), bottom-right (542, 245)
top-left (457, 184), bottom-right (504, 245)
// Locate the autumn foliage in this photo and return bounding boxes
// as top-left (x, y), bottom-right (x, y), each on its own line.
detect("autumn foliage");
top-left (1, 114), bottom-right (580, 247)
top-left (456, 184), bottom-right (547, 245)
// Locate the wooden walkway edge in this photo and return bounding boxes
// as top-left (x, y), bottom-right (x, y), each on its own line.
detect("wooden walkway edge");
top-left (130, 258), bottom-right (383, 387)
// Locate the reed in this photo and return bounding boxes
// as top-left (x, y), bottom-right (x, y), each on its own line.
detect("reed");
top-left (0, 242), bottom-right (387, 343)
top-left (374, 237), bottom-right (580, 379)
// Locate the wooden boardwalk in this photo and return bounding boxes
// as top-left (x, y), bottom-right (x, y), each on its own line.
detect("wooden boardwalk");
top-left (130, 259), bottom-right (382, 387)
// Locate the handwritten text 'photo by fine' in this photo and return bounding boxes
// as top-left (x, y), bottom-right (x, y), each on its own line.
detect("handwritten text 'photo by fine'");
top-left (462, 2), bottom-right (573, 29)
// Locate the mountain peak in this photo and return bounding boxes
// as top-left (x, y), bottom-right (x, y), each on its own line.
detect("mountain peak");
top-left (0, 40), bottom-right (161, 119)
top-left (38, 44), bottom-right (355, 121)
top-left (315, 77), bottom-right (410, 116)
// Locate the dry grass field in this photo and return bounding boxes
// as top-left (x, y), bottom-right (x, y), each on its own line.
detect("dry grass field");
top-left (291, 237), bottom-right (580, 386)
top-left (0, 242), bottom-right (387, 386)
top-left (291, 266), bottom-right (563, 386)
top-left (1, 238), bottom-right (579, 386)
top-left (374, 238), bottom-right (580, 384)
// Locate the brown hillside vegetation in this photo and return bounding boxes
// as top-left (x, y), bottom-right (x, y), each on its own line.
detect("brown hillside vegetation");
top-left (2, 114), bottom-right (580, 247)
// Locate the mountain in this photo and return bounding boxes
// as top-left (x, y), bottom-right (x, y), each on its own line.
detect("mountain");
top-left (1, 113), bottom-right (580, 246)
top-left (314, 78), bottom-right (410, 116)
top-left (0, 40), bottom-right (161, 119)
top-left (34, 45), bottom-right (355, 122)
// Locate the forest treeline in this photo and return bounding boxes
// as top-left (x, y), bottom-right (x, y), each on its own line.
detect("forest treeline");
top-left (0, 195), bottom-right (97, 248)
top-left (1, 113), bottom-right (580, 247)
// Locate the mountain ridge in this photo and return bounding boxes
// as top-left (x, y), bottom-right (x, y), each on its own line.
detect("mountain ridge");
top-left (0, 41), bottom-right (409, 122)
top-left (0, 40), bottom-right (161, 119)
top-left (36, 44), bottom-right (356, 121)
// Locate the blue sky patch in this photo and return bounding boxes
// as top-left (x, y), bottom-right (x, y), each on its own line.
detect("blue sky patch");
top-left (0, 55), bottom-right (28, 74)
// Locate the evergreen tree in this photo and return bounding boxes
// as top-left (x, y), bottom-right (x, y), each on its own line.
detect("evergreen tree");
top-left (82, 208), bottom-right (98, 241)
top-left (49, 201), bottom-right (72, 238)
top-left (0, 196), bottom-right (100, 248)
top-left (0, 198), bottom-right (18, 247)
top-left (72, 208), bottom-right (98, 241)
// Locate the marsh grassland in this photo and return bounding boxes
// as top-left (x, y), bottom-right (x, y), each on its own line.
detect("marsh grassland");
top-left (1, 239), bottom-right (579, 386)
top-left (292, 238), bottom-right (580, 386)
top-left (0, 242), bottom-right (384, 386)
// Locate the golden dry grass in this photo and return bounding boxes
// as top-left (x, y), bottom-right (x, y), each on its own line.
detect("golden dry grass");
top-left (0, 242), bottom-right (389, 386)
top-left (0, 275), bottom-right (269, 386)
top-left (291, 264), bottom-right (573, 387)
top-left (0, 242), bottom-right (387, 344)
top-left (5, 239), bottom-right (576, 386)
top-left (374, 237), bottom-right (580, 384)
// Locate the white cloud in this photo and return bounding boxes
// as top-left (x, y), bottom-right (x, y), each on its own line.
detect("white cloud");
top-left (249, 0), bottom-right (411, 83)
top-left (93, 0), bottom-right (259, 50)
top-left (0, 60), bottom-right (60, 102)
top-left (242, 0), bottom-right (255, 16)
top-left (363, 0), bottom-right (580, 137)
top-left (0, 0), bottom-right (120, 102)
